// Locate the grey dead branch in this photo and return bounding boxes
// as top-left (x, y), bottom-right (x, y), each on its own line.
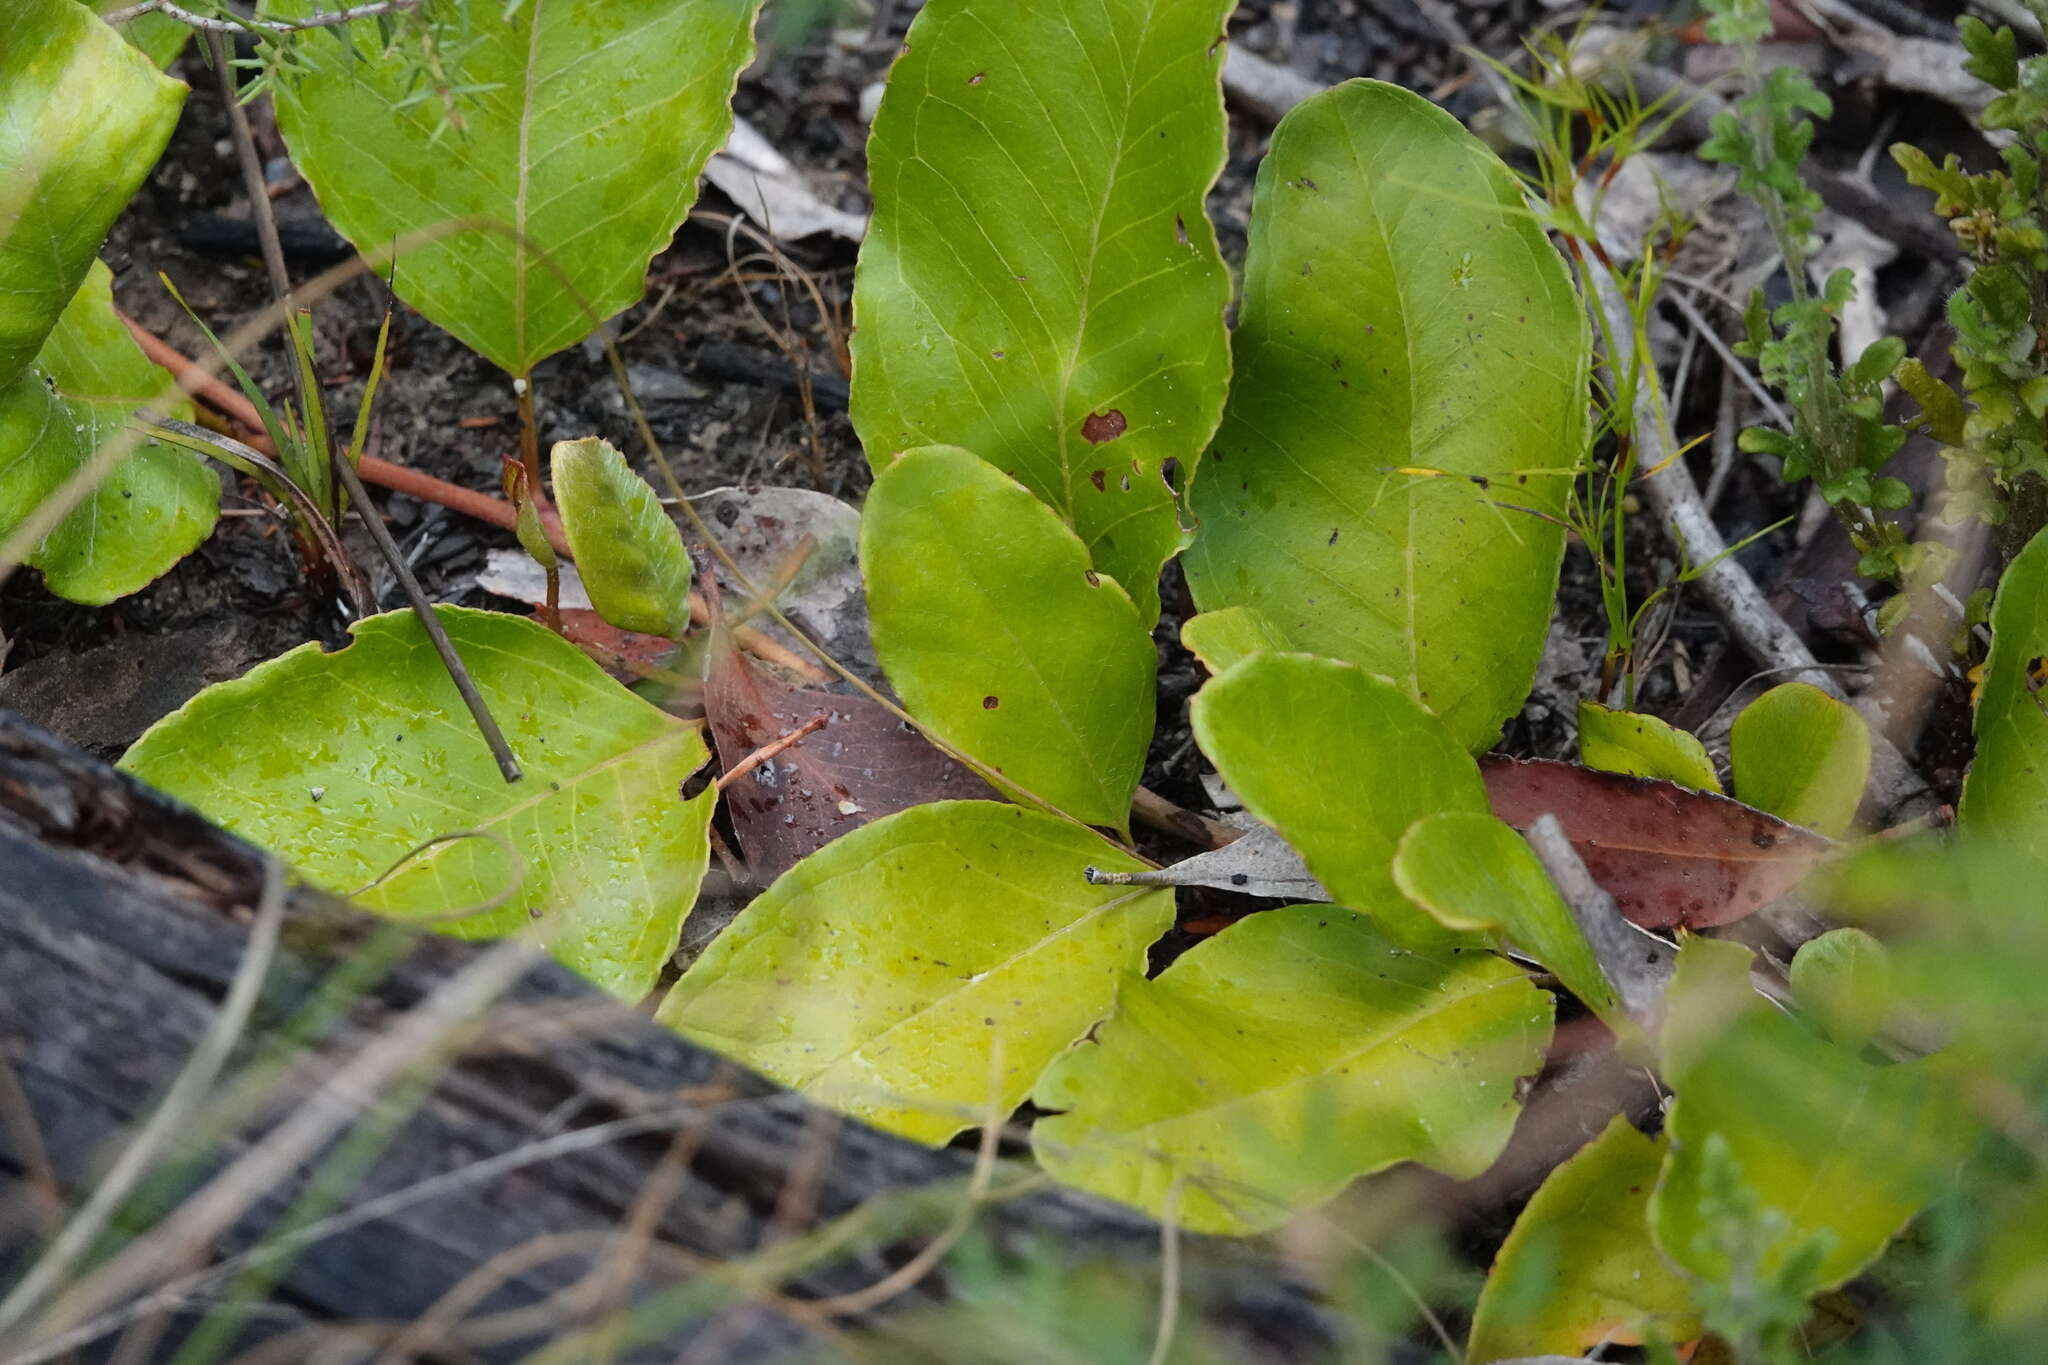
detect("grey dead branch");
top-left (1525, 814), bottom-right (1675, 1027)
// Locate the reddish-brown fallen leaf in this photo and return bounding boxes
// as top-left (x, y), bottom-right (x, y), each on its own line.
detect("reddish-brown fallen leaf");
top-left (1481, 757), bottom-right (1833, 929)
top-left (705, 641), bottom-right (995, 882)
top-left (551, 608), bottom-right (678, 680)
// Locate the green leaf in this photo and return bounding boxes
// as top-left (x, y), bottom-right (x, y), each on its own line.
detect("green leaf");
top-left (550, 436), bottom-right (691, 638)
top-left (1468, 1115), bottom-right (1701, 1362)
top-left (263, 0), bottom-right (758, 376)
top-left (1960, 524), bottom-right (2048, 869)
top-left (1179, 605), bottom-right (1288, 676)
top-left (121, 607), bottom-right (715, 998)
top-left (1789, 927), bottom-right (1894, 1050)
top-left (657, 801), bottom-right (1173, 1145)
top-left (1895, 356), bottom-right (1966, 445)
top-left (1182, 80), bottom-right (1586, 752)
top-left (1649, 937), bottom-right (1972, 1299)
top-left (1391, 810), bottom-right (1622, 1031)
top-left (94, 0), bottom-right (191, 69)
top-left (1730, 682), bottom-right (1869, 836)
top-left (0, 259), bottom-right (215, 604)
top-left (1031, 905), bottom-right (1550, 1235)
top-left (850, 0), bottom-right (1233, 625)
top-left (1189, 652), bottom-right (1487, 942)
top-left (1, 0), bottom-right (184, 386)
top-left (1578, 701), bottom-right (1722, 792)
top-left (860, 446), bottom-right (1155, 832)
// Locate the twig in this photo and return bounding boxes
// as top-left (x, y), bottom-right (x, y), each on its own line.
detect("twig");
top-left (1130, 785), bottom-right (1242, 850)
top-left (713, 713), bottom-right (828, 790)
top-left (0, 860), bottom-right (285, 1342)
top-left (101, 0), bottom-right (419, 34)
top-left (1583, 234), bottom-right (1933, 816)
top-left (1524, 815), bottom-right (1673, 1027)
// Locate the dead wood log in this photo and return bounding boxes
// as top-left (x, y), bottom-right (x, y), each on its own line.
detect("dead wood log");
top-left (0, 711), bottom-right (1330, 1363)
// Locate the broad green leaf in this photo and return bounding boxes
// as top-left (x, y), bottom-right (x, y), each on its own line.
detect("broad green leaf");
top-left (1183, 80), bottom-right (1586, 752)
top-left (94, 0), bottom-right (191, 69)
top-left (1468, 1115), bottom-right (1700, 1362)
top-left (658, 801), bottom-right (1172, 1144)
top-left (121, 607), bottom-right (714, 998)
top-left (850, 0), bottom-right (1234, 624)
top-left (1579, 701), bottom-right (1721, 792)
top-left (861, 446), bottom-right (1155, 832)
top-left (1650, 937), bottom-right (1972, 1298)
top-left (550, 436), bottom-right (691, 638)
top-left (1731, 683), bottom-right (1869, 836)
top-left (1960, 524), bottom-right (2048, 868)
top-left (1179, 605), bottom-right (1287, 676)
top-left (1, 0), bottom-right (184, 386)
top-left (263, 0), bottom-right (758, 376)
top-left (1789, 927), bottom-right (1893, 1050)
top-left (0, 259), bottom-right (214, 604)
top-left (1392, 810), bottom-right (1622, 1031)
top-left (1031, 906), bottom-right (1550, 1235)
top-left (1190, 652), bottom-right (1486, 941)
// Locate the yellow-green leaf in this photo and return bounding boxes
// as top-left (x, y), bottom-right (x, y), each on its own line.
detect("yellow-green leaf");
top-left (0, 259), bottom-right (213, 603)
top-left (1180, 605), bottom-right (1288, 676)
top-left (1961, 524), bottom-right (2048, 869)
top-left (1579, 700), bottom-right (1722, 792)
top-left (1468, 1115), bottom-right (1701, 1361)
top-left (851, 0), bottom-right (1234, 624)
top-left (1032, 905), bottom-right (1550, 1235)
top-left (658, 801), bottom-right (1173, 1144)
top-left (2, 0), bottom-right (184, 385)
top-left (121, 607), bottom-right (715, 998)
top-left (1183, 80), bottom-right (1586, 751)
top-left (1190, 651), bottom-right (1486, 941)
top-left (551, 436), bottom-right (691, 638)
top-left (263, 0), bottom-right (758, 376)
top-left (860, 446), bottom-right (1155, 831)
top-left (1731, 683), bottom-right (1869, 836)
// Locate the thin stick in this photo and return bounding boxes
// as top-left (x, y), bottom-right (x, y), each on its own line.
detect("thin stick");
top-left (0, 860), bottom-right (286, 1342)
top-left (1525, 815), bottom-right (1674, 1026)
top-left (101, 0), bottom-right (419, 34)
top-left (713, 714), bottom-right (828, 790)
top-left (334, 450), bottom-right (523, 782)
top-left (1144, 1182), bottom-right (1184, 1365)
top-left (209, 47), bottom-right (521, 781)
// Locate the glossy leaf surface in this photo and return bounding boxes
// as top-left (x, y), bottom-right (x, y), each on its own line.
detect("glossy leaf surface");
top-left (1482, 759), bottom-right (1832, 929)
top-left (0, 260), bottom-right (214, 604)
top-left (1731, 683), bottom-right (1869, 836)
top-left (1184, 80), bottom-right (1586, 751)
top-left (1579, 701), bottom-right (1721, 792)
top-left (551, 437), bottom-right (692, 638)
top-left (264, 0), bottom-right (757, 375)
top-left (659, 801), bottom-right (1172, 1144)
top-left (1191, 652), bottom-right (1486, 940)
top-left (1, 0), bottom-right (184, 385)
top-left (122, 607), bottom-right (714, 998)
top-left (1650, 937), bottom-right (1971, 1297)
top-left (1032, 906), bottom-right (1550, 1234)
top-left (861, 446), bottom-right (1155, 831)
top-left (1393, 810), bottom-right (1622, 1029)
top-left (1960, 523), bottom-right (2048, 868)
top-left (1468, 1116), bottom-right (1700, 1361)
top-left (851, 0), bottom-right (1234, 623)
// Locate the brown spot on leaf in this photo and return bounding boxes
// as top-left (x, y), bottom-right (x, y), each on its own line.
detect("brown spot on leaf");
top-left (967, 71), bottom-right (986, 85)
top-left (1081, 409), bottom-right (1127, 444)
top-left (1090, 469), bottom-right (1106, 492)
top-left (983, 695), bottom-right (1000, 710)
top-left (1174, 214), bottom-right (1189, 246)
